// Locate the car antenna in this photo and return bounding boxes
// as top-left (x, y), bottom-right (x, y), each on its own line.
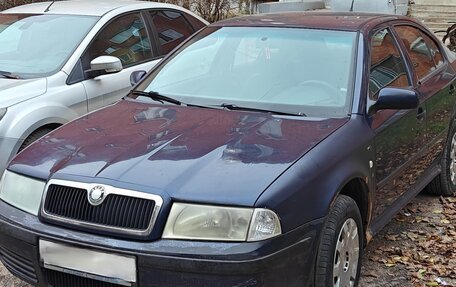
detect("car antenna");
top-left (44, 0), bottom-right (56, 12)
top-left (349, 0), bottom-right (355, 11)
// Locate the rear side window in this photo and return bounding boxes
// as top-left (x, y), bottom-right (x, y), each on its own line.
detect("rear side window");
top-left (369, 28), bottom-right (409, 99)
top-left (150, 10), bottom-right (195, 56)
top-left (395, 26), bottom-right (443, 80)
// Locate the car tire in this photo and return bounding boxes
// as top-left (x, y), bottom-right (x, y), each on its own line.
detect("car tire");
top-left (315, 195), bottom-right (363, 287)
top-left (18, 127), bottom-right (54, 152)
top-left (425, 122), bottom-right (456, 197)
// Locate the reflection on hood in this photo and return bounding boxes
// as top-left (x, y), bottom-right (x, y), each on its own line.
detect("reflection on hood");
top-left (11, 100), bottom-right (348, 206)
top-left (14, 100), bottom-right (349, 169)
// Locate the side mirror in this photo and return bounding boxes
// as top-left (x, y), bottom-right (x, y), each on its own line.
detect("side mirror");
top-left (88, 56), bottom-right (123, 78)
top-left (130, 70), bottom-right (147, 86)
top-left (368, 87), bottom-right (419, 115)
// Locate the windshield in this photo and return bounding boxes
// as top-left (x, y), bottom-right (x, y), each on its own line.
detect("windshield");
top-left (0, 14), bottom-right (98, 78)
top-left (137, 27), bottom-right (357, 118)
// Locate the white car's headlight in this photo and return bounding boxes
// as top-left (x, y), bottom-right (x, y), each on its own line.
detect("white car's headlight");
top-left (163, 203), bottom-right (281, 242)
top-left (0, 171), bottom-right (46, 216)
top-left (0, 108), bottom-right (6, 120)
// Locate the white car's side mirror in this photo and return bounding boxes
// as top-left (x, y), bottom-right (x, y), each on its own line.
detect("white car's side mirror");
top-left (90, 56), bottom-right (123, 75)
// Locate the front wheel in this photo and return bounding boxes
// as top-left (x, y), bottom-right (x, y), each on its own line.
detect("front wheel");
top-left (315, 195), bottom-right (363, 287)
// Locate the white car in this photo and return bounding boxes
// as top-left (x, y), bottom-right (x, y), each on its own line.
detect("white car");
top-left (0, 0), bottom-right (207, 174)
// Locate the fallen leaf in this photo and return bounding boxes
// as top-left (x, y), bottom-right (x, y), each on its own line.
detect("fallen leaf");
top-left (417, 269), bottom-right (426, 279)
top-left (386, 234), bottom-right (399, 241)
top-left (441, 219), bottom-right (450, 224)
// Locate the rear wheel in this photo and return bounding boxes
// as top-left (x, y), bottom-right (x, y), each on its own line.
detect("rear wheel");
top-left (425, 123), bottom-right (456, 197)
top-left (315, 195), bottom-right (363, 287)
top-left (18, 127), bottom-right (54, 153)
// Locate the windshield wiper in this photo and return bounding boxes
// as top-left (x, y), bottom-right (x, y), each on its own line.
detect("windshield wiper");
top-left (218, 103), bottom-right (306, 117)
top-left (128, 91), bottom-right (220, 110)
top-left (130, 90), bottom-right (181, 105)
top-left (127, 93), bottom-right (305, 116)
top-left (0, 71), bottom-right (20, 79)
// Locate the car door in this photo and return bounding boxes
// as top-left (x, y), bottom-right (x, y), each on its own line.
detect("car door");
top-left (368, 27), bottom-right (427, 223)
top-left (393, 25), bottom-right (456, 171)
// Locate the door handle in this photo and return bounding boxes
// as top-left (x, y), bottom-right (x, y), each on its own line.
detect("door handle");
top-left (417, 107), bottom-right (426, 120)
top-left (449, 84), bottom-right (455, 95)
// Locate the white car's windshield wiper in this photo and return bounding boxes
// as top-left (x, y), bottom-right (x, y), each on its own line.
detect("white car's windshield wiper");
top-left (0, 70), bottom-right (20, 79)
top-left (218, 103), bottom-right (306, 117)
top-left (130, 90), bottom-right (181, 106)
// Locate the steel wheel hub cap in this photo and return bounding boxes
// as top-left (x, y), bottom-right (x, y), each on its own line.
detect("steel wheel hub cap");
top-left (333, 218), bottom-right (359, 287)
top-left (450, 133), bottom-right (456, 185)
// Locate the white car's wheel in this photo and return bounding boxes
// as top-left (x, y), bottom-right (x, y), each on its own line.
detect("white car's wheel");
top-left (19, 127), bottom-right (54, 152)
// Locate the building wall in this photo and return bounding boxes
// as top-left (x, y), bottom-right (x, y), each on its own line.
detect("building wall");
top-left (331, 0), bottom-right (409, 15)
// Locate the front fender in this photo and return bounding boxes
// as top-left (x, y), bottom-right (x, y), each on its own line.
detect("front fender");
top-left (255, 115), bottom-right (375, 233)
top-left (0, 102), bottom-right (78, 141)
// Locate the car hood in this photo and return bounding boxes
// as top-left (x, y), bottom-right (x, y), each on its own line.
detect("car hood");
top-left (0, 77), bottom-right (47, 107)
top-left (10, 100), bottom-right (348, 206)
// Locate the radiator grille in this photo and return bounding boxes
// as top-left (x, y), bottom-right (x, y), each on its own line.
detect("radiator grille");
top-left (46, 270), bottom-right (124, 287)
top-left (43, 184), bottom-right (156, 233)
top-left (0, 246), bottom-right (37, 283)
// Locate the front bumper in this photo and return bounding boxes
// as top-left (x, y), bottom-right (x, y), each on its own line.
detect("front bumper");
top-left (0, 200), bottom-right (322, 287)
top-left (0, 137), bottom-right (22, 177)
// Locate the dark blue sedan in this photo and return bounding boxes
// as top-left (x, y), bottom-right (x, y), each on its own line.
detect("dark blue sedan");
top-left (0, 12), bottom-right (455, 287)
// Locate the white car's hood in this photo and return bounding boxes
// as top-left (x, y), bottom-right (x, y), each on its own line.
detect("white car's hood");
top-left (0, 77), bottom-right (47, 108)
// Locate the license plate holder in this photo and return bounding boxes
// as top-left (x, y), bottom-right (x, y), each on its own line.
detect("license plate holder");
top-left (39, 239), bottom-right (136, 286)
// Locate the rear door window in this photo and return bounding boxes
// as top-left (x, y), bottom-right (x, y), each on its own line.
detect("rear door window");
top-left (150, 10), bottom-right (195, 56)
top-left (185, 13), bottom-right (205, 31)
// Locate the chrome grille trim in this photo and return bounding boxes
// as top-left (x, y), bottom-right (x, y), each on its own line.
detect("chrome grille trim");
top-left (40, 179), bottom-right (163, 237)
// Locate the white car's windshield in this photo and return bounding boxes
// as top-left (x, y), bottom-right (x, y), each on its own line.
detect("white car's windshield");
top-left (138, 27), bottom-right (357, 118)
top-left (0, 14), bottom-right (98, 78)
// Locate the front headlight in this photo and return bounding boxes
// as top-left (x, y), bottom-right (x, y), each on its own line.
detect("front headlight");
top-left (163, 203), bottom-right (281, 242)
top-left (0, 171), bottom-right (46, 216)
top-left (0, 108), bottom-right (6, 120)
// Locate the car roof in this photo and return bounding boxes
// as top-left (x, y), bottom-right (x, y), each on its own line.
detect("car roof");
top-left (1, 0), bottom-right (183, 17)
top-left (212, 11), bottom-right (411, 32)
